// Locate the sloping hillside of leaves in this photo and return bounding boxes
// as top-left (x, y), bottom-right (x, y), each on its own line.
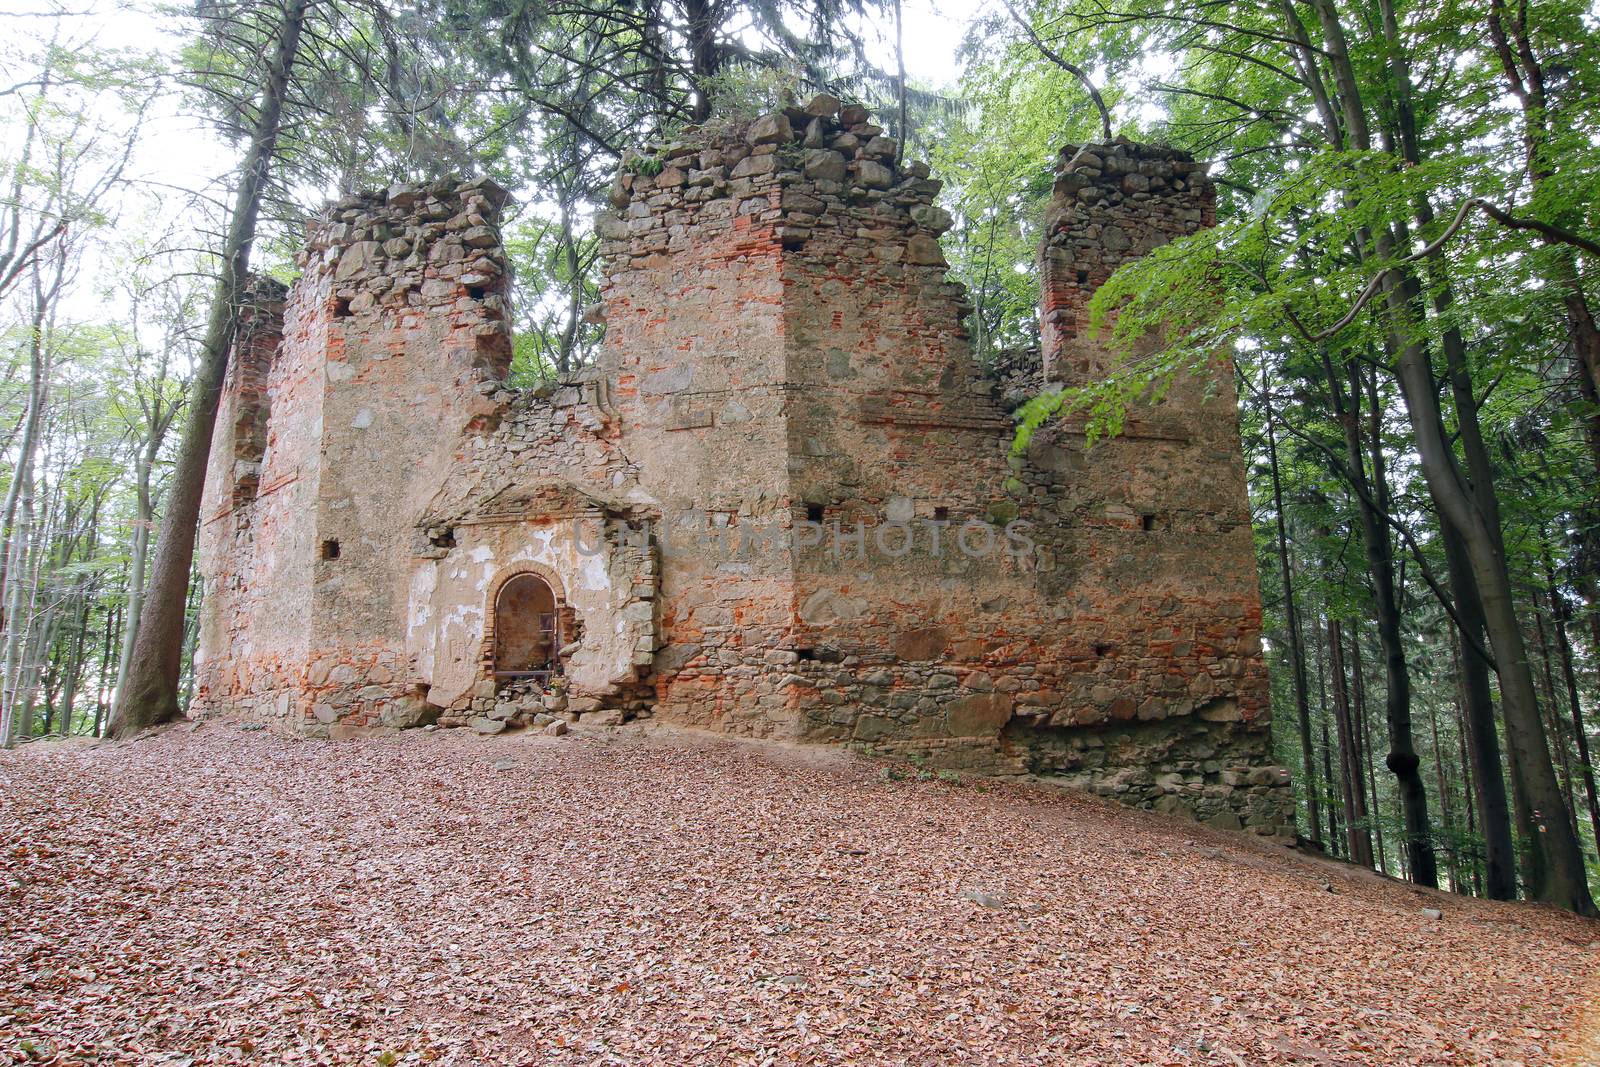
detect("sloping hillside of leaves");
top-left (2, 727), bottom-right (1597, 1065)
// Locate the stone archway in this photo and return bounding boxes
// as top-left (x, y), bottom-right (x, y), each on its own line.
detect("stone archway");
top-left (483, 563), bottom-right (575, 681)
top-left (494, 573), bottom-right (559, 675)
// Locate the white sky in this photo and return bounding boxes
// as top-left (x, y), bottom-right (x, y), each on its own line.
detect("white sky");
top-left (2, 0), bottom-right (984, 200)
top-left (881, 0), bottom-right (987, 84)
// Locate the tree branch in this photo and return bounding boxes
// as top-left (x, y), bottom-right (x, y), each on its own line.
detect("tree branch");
top-left (1001, 0), bottom-right (1112, 143)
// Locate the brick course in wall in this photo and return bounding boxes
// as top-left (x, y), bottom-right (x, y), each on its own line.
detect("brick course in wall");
top-left (191, 104), bottom-right (1292, 838)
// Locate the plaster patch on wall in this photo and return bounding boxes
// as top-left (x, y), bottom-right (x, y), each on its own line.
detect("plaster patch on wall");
top-left (577, 550), bottom-right (610, 595)
top-left (408, 563), bottom-right (437, 630)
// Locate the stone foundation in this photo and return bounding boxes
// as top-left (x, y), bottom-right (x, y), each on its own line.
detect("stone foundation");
top-left (191, 105), bottom-right (1293, 839)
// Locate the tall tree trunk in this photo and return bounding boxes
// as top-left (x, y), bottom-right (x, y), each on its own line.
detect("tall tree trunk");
top-left (1441, 521), bottom-right (1518, 899)
top-left (0, 267), bottom-right (56, 747)
top-left (557, 196), bottom-right (579, 376)
top-left (14, 477), bottom-right (66, 739)
top-left (180, 573), bottom-right (202, 708)
top-left (111, 0), bottom-right (309, 738)
top-left (1311, 339), bottom-right (1434, 882)
top-left (1450, 647), bottom-right (1485, 895)
top-left (1309, 0), bottom-right (1593, 913)
top-left (1321, 716), bottom-right (1340, 857)
top-left (1349, 630), bottom-right (1389, 874)
top-left (1314, 607), bottom-right (1342, 856)
top-left (57, 581), bottom-right (90, 736)
top-left (894, 0), bottom-right (908, 155)
top-left (1534, 604), bottom-right (1581, 840)
top-left (1430, 292), bottom-right (1520, 899)
top-left (1549, 571), bottom-right (1600, 852)
top-left (1399, 36), bottom-right (1535, 886)
top-left (1304, 0), bottom-right (1591, 909)
top-left (1426, 692), bottom-right (1460, 891)
top-left (93, 601), bottom-right (118, 738)
top-left (113, 446), bottom-right (153, 694)
top-left (1391, 339), bottom-right (1595, 912)
top-left (1, 464), bottom-right (38, 743)
top-left (1263, 372), bottom-right (1321, 847)
top-left (1328, 616), bottom-right (1374, 866)
top-left (683, 0), bottom-right (719, 121)
top-left (1357, 357), bottom-right (1436, 885)
top-left (16, 559), bottom-right (60, 742)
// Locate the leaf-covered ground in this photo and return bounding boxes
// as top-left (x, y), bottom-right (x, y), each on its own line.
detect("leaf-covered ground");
top-left (2, 725), bottom-right (1597, 1065)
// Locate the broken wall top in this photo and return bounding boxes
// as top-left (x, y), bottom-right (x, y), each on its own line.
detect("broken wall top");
top-left (1038, 140), bottom-right (1217, 384)
top-left (294, 177), bottom-right (514, 383)
top-left (594, 98), bottom-right (960, 284)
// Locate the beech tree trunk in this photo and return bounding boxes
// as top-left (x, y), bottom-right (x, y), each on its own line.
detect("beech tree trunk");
top-left (92, 601), bottom-right (117, 737)
top-left (0, 262), bottom-right (57, 747)
top-left (1349, 632), bottom-right (1388, 875)
top-left (113, 437), bottom-right (156, 694)
top-left (1309, 0), bottom-right (1593, 913)
top-left (1391, 343), bottom-right (1596, 914)
top-left (1314, 614), bottom-right (1342, 856)
top-left (1454, 686), bottom-right (1485, 896)
top-left (1549, 575), bottom-right (1600, 852)
top-left (1432, 282), bottom-right (1519, 900)
top-left (1354, 358), bottom-right (1436, 886)
top-left (1426, 695), bottom-right (1459, 891)
top-left (1440, 520), bottom-right (1518, 899)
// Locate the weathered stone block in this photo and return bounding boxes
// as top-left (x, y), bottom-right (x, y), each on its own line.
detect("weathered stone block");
top-left (803, 93), bottom-right (842, 118)
top-left (946, 693), bottom-right (1013, 737)
top-left (855, 160), bottom-right (892, 188)
top-left (904, 234), bottom-right (947, 267)
top-left (746, 113), bottom-right (794, 145)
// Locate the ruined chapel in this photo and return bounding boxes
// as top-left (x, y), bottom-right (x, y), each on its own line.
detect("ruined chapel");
top-left (193, 100), bottom-right (1294, 837)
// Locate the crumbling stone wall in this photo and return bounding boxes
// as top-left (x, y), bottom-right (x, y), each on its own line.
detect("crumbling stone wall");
top-left (1009, 142), bottom-right (1281, 831)
top-left (593, 105), bottom-right (854, 733)
top-left (192, 114), bottom-right (1291, 837)
top-left (589, 115), bottom-right (1288, 835)
top-left (195, 179), bottom-right (518, 732)
top-left (195, 277), bottom-right (300, 719)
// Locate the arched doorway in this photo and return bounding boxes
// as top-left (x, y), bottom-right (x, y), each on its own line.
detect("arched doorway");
top-left (493, 572), bottom-right (562, 679)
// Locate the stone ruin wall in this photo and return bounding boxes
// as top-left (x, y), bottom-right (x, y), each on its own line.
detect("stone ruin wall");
top-left (196, 273), bottom-right (323, 725)
top-left (582, 106), bottom-right (1286, 834)
top-left (1012, 142), bottom-right (1280, 824)
top-left (191, 107), bottom-right (1291, 836)
top-left (592, 114), bottom-right (812, 733)
top-left (405, 373), bottom-right (662, 726)
top-left (196, 179), bottom-right (518, 732)
top-left (195, 277), bottom-right (302, 720)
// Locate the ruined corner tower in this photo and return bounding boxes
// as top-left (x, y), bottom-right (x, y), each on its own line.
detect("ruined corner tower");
top-left (192, 104), bottom-right (1293, 839)
top-left (195, 178), bottom-right (514, 728)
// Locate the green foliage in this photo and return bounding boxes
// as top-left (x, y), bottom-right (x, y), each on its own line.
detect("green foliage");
top-left (623, 154), bottom-right (664, 177)
top-left (962, 0), bottom-right (1600, 898)
top-left (700, 64), bottom-right (806, 125)
top-left (502, 216), bottom-right (602, 381)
